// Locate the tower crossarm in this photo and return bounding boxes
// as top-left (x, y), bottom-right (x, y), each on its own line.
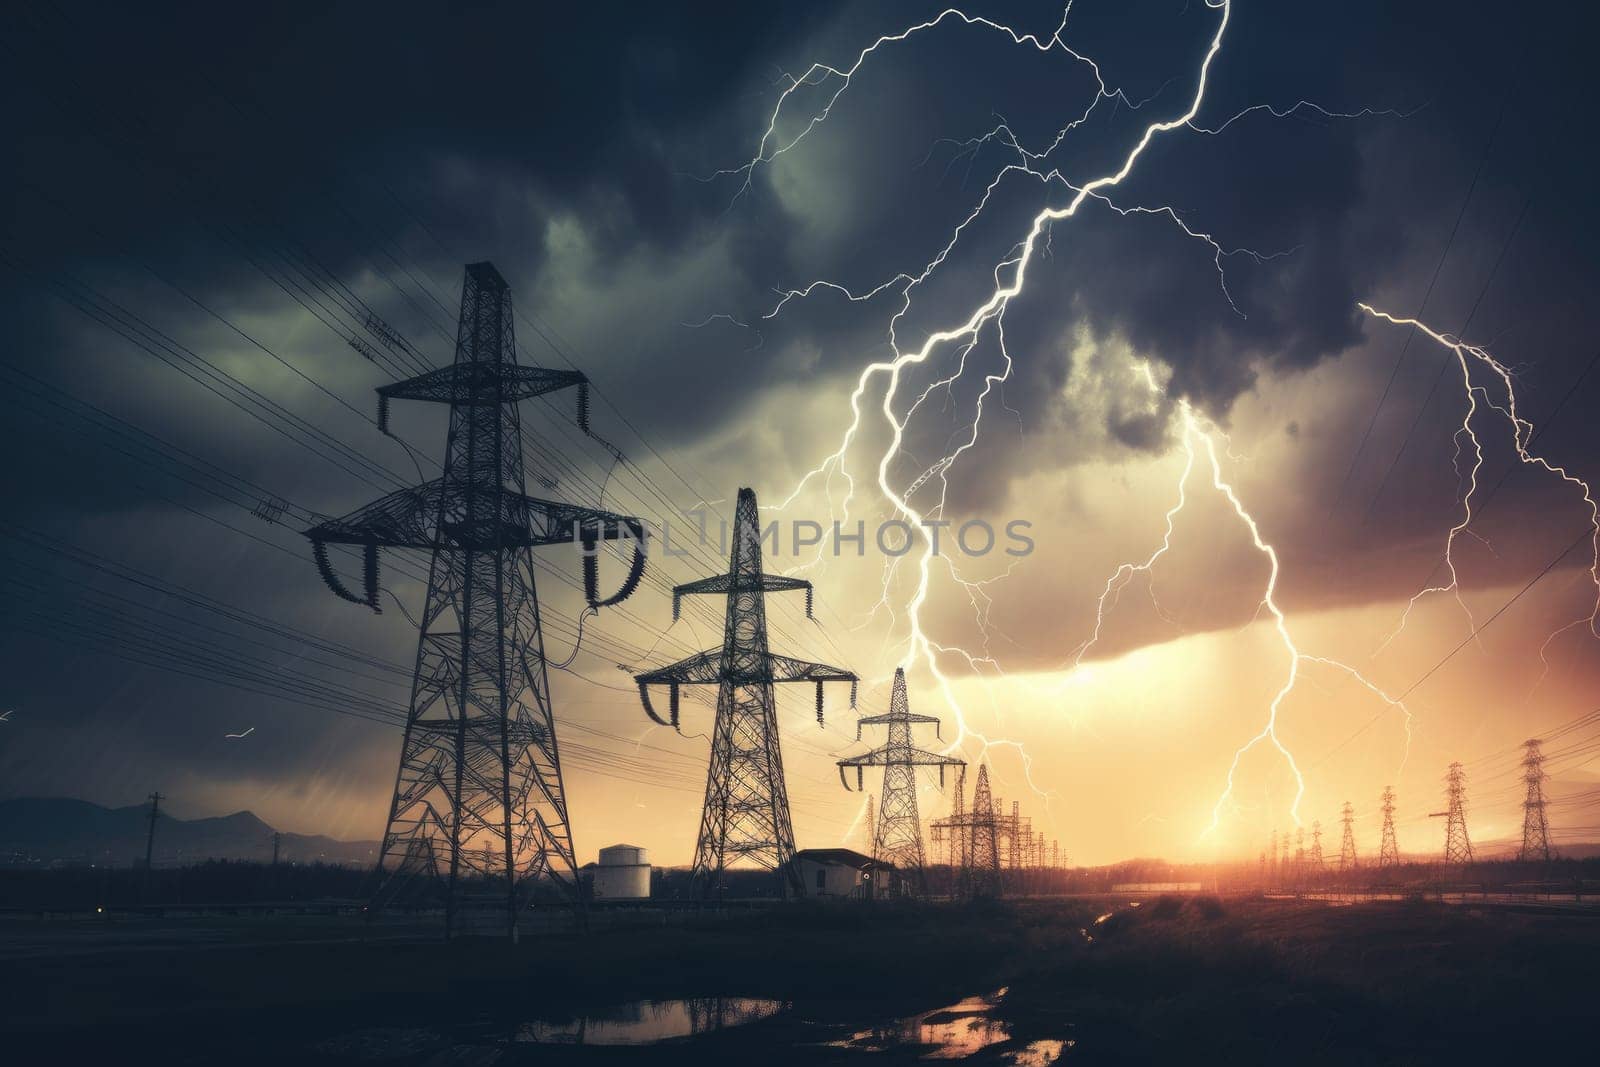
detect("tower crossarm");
top-left (378, 364), bottom-right (586, 408)
top-left (851, 710), bottom-right (944, 740)
top-left (671, 573), bottom-right (814, 621)
top-left (305, 482), bottom-right (646, 609)
top-left (635, 651), bottom-right (855, 727)
top-left (837, 745), bottom-right (964, 789)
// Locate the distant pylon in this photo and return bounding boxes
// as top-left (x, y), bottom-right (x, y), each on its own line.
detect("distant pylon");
top-left (636, 488), bottom-right (856, 897)
top-left (963, 764), bottom-right (1002, 899)
top-left (1269, 829), bottom-right (1279, 883)
top-left (1378, 786), bottom-right (1400, 868)
top-left (305, 262), bottom-right (649, 939)
top-left (837, 668), bottom-right (963, 895)
top-left (1294, 826), bottom-right (1305, 882)
top-left (1338, 802), bottom-right (1358, 870)
top-left (934, 765), bottom-right (968, 872)
top-left (1442, 762), bottom-right (1475, 866)
top-left (1308, 821), bottom-right (1324, 870)
top-left (1518, 740), bottom-right (1554, 862)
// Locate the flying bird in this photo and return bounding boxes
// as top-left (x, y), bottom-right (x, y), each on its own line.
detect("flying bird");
top-left (0, 709), bottom-right (13, 723)
top-left (224, 727), bottom-right (255, 740)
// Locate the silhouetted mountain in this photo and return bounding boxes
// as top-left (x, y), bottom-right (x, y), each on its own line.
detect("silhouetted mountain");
top-left (0, 797), bottom-right (377, 868)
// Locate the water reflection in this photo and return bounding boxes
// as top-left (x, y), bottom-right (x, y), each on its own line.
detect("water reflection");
top-left (1009, 1038), bottom-right (1071, 1065)
top-left (516, 996), bottom-right (787, 1046)
top-left (826, 988), bottom-right (1067, 1062)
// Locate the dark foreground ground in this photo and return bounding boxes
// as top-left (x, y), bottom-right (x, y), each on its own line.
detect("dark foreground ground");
top-left (2, 895), bottom-right (1595, 1065)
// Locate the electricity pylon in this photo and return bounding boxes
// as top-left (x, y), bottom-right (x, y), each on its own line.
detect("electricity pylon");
top-left (864, 795), bottom-right (875, 855)
top-left (930, 762), bottom-right (1002, 898)
top-left (1518, 739), bottom-right (1554, 862)
top-left (935, 766), bottom-right (968, 874)
top-left (305, 262), bottom-right (648, 939)
top-left (837, 667), bottom-right (963, 895)
top-left (1338, 802), bottom-right (1358, 870)
top-left (1308, 821), bottom-right (1324, 870)
top-left (635, 488), bottom-right (856, 897)
top-left (963, 764), bottom-right (1002, 899)
top-left (1441, 762), bottom-right (1474, 866)
top-left (1378, 786), bottom-right (1400, 868)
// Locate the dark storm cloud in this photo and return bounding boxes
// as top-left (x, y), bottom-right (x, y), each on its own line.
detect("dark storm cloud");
top-left (6, 0), bottom-right (1600, 816)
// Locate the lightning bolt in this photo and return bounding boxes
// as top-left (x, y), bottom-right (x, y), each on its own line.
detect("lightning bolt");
top-left (731, 2), bottom-right (1241, 800)
top-left (713, 0), bottom-right (1408, 835)
top-left (1068, 367), bottom-right (1417, 833)
top-left (1357, 305), bottom-right (1600, 662)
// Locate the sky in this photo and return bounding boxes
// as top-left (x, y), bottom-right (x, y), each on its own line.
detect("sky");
top-left (4, 0), bottom-right (1600, 868)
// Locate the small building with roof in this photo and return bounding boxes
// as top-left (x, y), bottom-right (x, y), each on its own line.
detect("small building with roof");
top-left (791, 847), bottom-right (892, 899)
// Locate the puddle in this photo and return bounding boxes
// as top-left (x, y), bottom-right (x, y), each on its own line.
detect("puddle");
top-left (1008, 1039), bottom-right (1072, 1065)
top-left (316, 992), bottom-right (1069, 1061)
top-left (514, 996), bottom-right (787, 1046)
top-left (825, 988), bottom-right (1069, 1062)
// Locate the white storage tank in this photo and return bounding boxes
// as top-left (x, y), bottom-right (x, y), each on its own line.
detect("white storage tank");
top-left (593, 843), bottom-right (651, 900)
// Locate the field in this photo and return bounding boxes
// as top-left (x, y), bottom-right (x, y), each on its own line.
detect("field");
top-left (2, 895), bottom-right (1596, 1064)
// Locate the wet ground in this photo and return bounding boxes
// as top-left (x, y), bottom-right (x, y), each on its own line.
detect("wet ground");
top-left (6, 895), bottom-right (1600, 1063)
top-left (307, 990), bottom-right (1072, 1064)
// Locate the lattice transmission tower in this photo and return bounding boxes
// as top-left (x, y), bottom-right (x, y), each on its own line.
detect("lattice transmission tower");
top-left (1518, 739), bottom-right (1554, 862)
top-left (1378, 786), bottom-right (1400, 868)
top-left (305, 262), bottom-right (648, 939)
top-left (635, 488), bottom-right (856, 897)
top-left (936, 766), bottom-right (968, 874)
top-left (1441, 761), bottom-right (1475, 866)
top-left (837, 667), bottom-right (963, 895)
top-left (1308, 821), bottom-right (1324, 870)
top-left (930, 763), bottom-right (1002, 899)
top-left (1338, 802), bottom-right (1358, 870)
top-left (963, 764), bottom-right (1002, 898)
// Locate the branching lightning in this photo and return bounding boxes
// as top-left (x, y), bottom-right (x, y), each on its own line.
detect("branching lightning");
top-left (712, 0), bottom-right (1413, 840)
top-left (747, 1), bottom-right (1240, 807)
top-left (1358, 305), bottom-right (1600, 660)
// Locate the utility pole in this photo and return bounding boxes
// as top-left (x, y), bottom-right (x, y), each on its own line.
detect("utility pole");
top-left (1309, 821), bottom-right (1324, 871)
top-left (143, 791), bottom-right (164, 897)
top-left (305, 262), bottom-right (648, 940)
top-left (1268, 829), bottom-right (1278, 886)
top-left (272, 831), bottom-right (282, 867)
top-left (837, 667), bottom-right (963, 895)
top-left (1518, 739), bottom-right (1554, 862)
top-left (1338, 802), bottom-right (1358, 871)
top-left (1441, 762), bottom-right (1474, 867)
top-left (1294, 826), bottom-right (1305, 885)
top-left (636, 488), bottom-right (855, 898)
top-left (1378, 786), bottom-right (1399, 868)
